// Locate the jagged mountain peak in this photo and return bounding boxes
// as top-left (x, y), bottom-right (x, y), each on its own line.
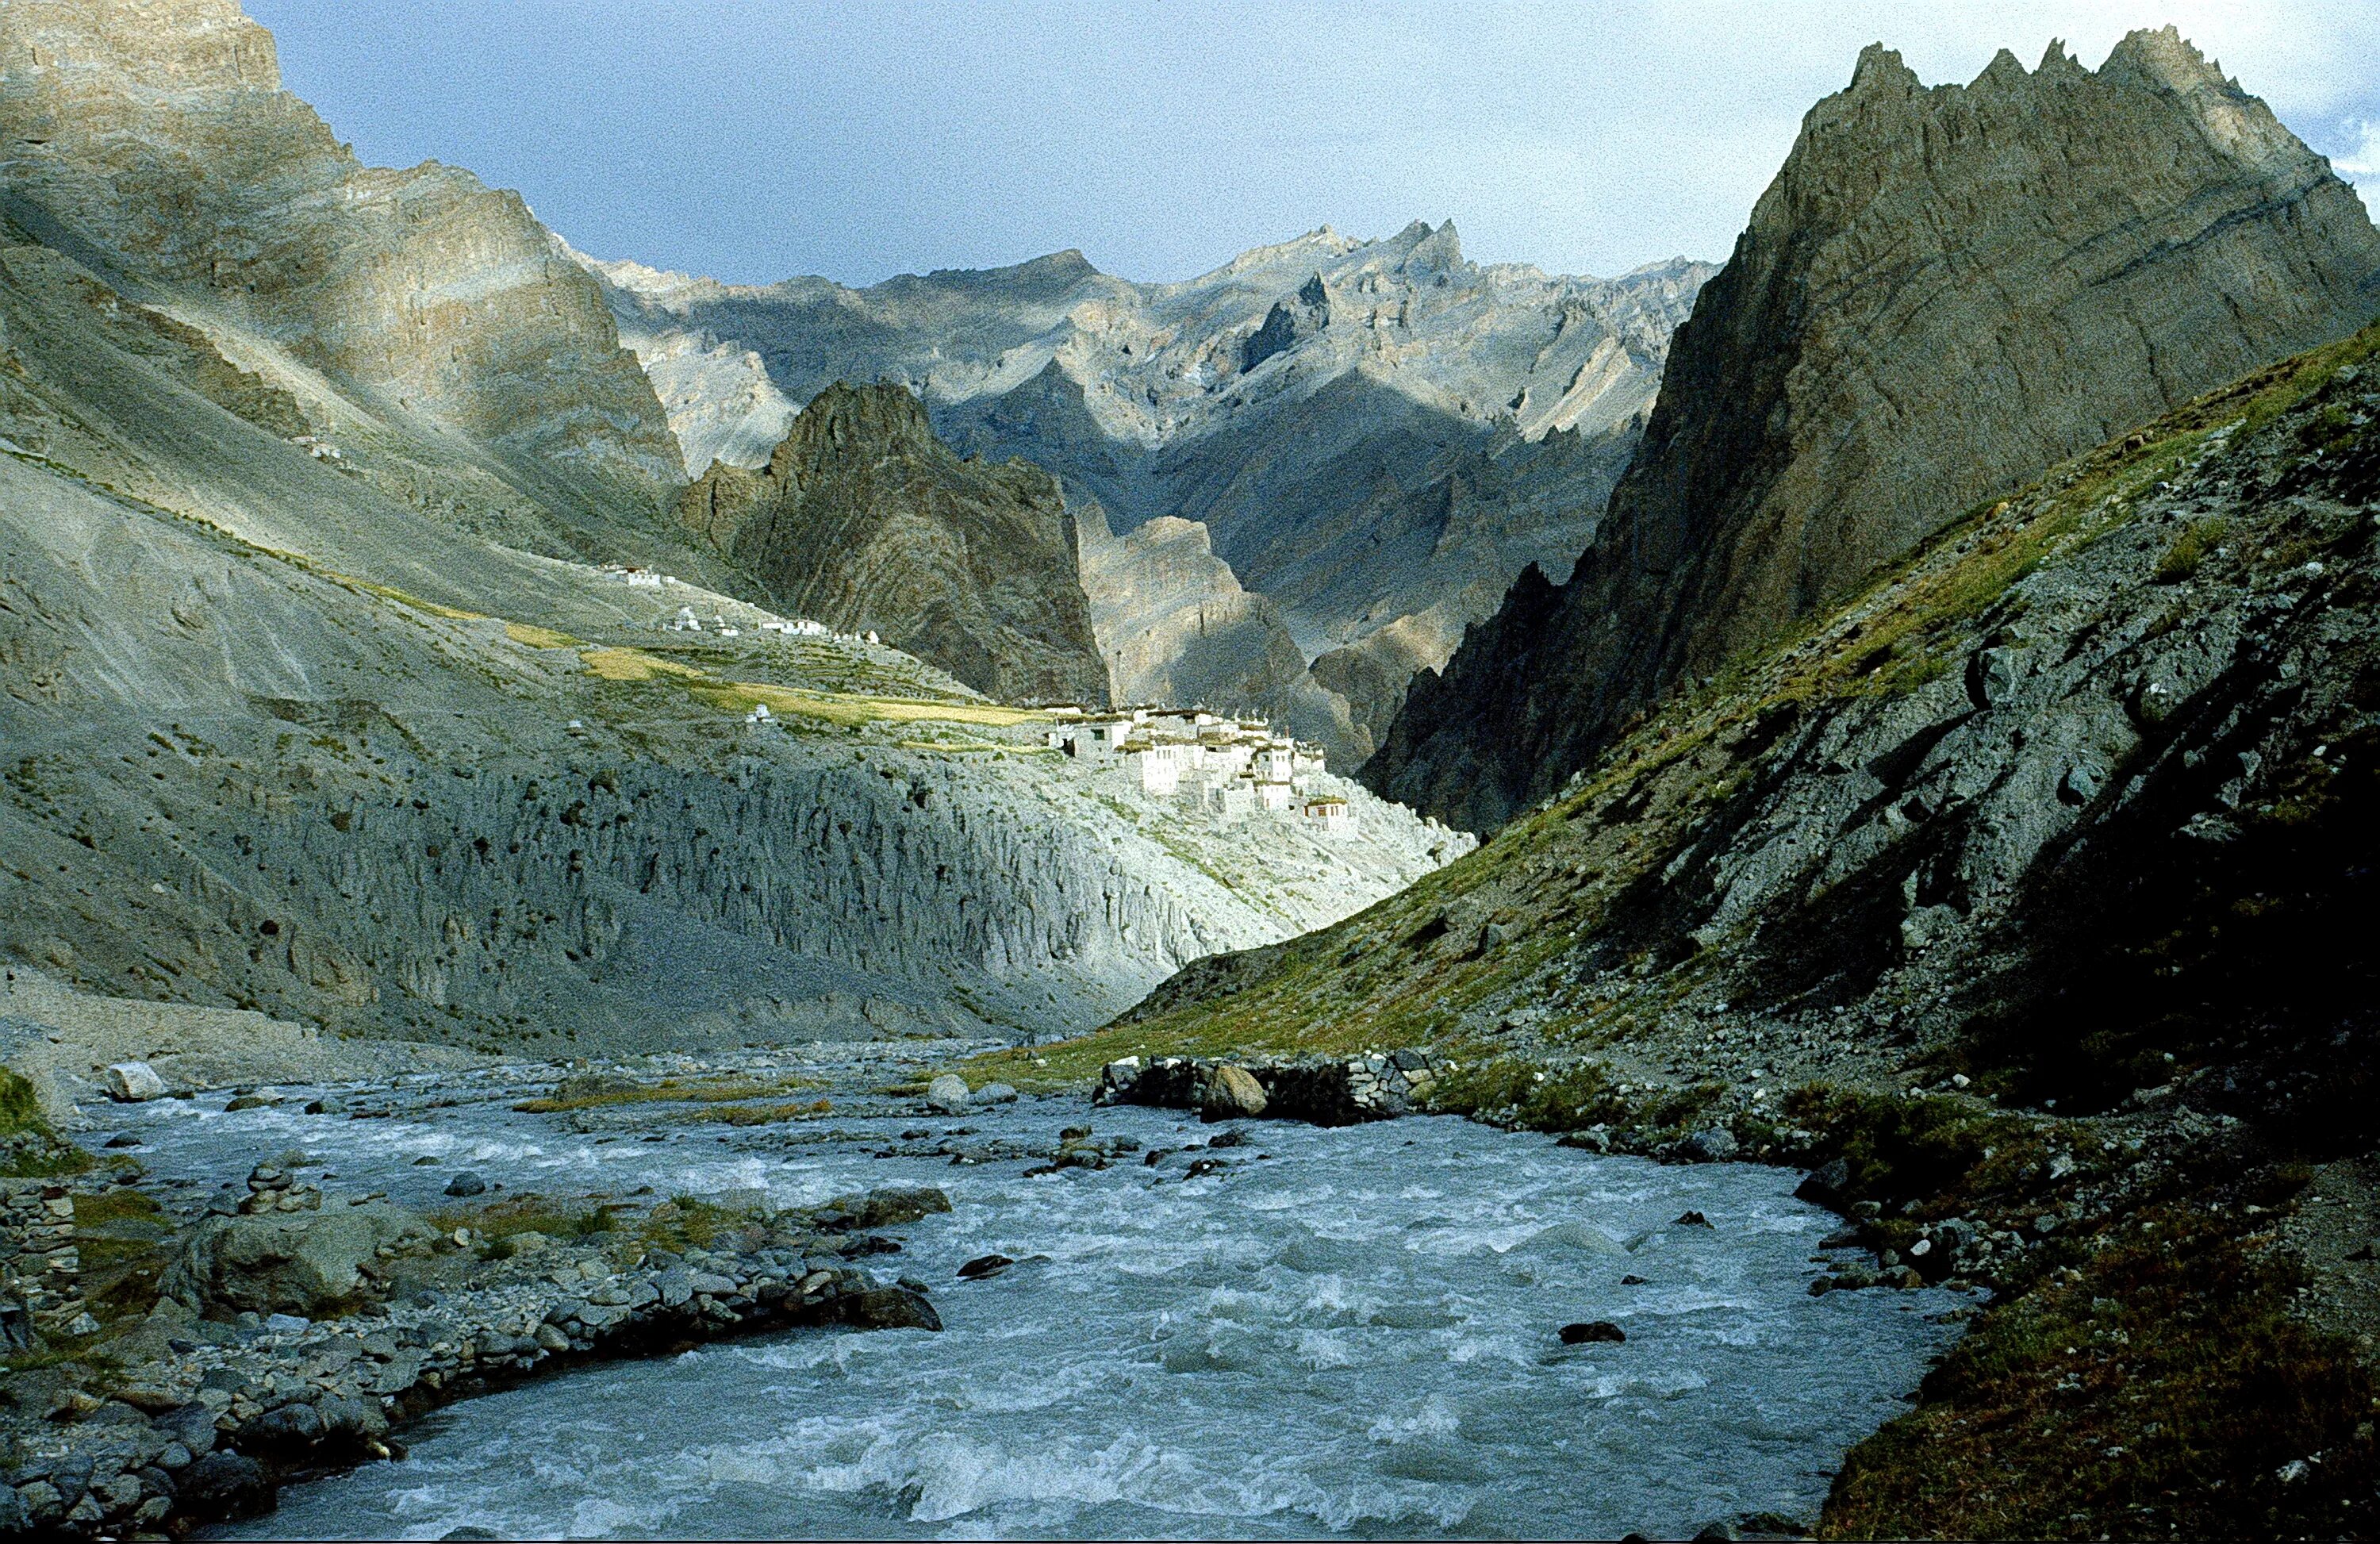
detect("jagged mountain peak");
top-left (1368, 29), bottom-right (2380, 832)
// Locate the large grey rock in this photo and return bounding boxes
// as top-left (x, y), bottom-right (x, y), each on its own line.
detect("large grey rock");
top-left (159, 1202), bottom-right (434, 1317)
top-left (923, 1074), bottom-right (971, 1115)
top-left (1372, 29), bottom-right (2380, 831)
top-left (1200, 1064), bottom-right (1269, 1120)
top-left (103, 1062), bottom-right (165, 1101)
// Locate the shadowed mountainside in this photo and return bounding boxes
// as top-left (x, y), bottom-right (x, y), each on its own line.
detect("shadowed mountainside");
top-left (677, 382), bottom-right (1109, 707)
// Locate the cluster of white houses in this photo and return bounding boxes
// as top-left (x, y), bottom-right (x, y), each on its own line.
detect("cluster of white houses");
top-left (1046, 708), bottom-right (1355, 837)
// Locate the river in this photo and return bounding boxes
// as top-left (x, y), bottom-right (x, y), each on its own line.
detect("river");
top-left (90, 1053), bottom-right (1964, 1539)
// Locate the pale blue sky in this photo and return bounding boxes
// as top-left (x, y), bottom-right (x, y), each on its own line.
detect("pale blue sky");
top-left (248, 1), bottom-right (2380, 286)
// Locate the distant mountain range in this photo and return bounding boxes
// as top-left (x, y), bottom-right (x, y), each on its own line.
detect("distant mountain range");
top-left (579, 230), bottom-right (1711, 759)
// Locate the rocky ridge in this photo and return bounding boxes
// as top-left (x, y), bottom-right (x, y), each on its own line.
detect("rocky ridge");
top-left (677, 382), bottom-right (1109, 706)
top-left (1372, 29), bottom-right (2380, 831)
top-left (1076, 509), bottom-right (1360, 754)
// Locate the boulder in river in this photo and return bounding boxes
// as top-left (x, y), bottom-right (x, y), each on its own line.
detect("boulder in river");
top-left (842, 1285), bottom-right (943, 1331)
top-left (1200, 1064), bottom-right (1268, 1121)
top-left (1681, 1127), bottom-right (1738, 1162)
top-left (925, 1074), bottom-right (971, 1114)
top-left (1558, 1320), bottom-right (1626, 1345)
top-left (975, 1081), bottom-right (1019, 1104)
top-left (104, 1062), bottom-right (165, 1101)
top-left (159, 1202), bottom-right (435, 1316)
top-left (1795, 1158), bottom-right (1852, 1208)
top-left (958, 1253), bottom-right (1013, 1280)
top-left (443, 1172), bottom-right (489, 1198)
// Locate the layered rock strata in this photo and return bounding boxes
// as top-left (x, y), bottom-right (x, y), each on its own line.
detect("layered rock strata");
top-left (1372, 30), bottom-right (2380, 830)
top-left (0, 0), bottom-right (693, 560)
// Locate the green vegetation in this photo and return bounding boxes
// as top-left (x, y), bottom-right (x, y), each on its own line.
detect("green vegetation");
top-left (686, 1097), bottom-right (835, 1127)
top-left (503, 620), bottom-right (581, 649)
top-left (74, 1185), bottom-right (173, 1323)
top-left (0, 1066), bottom-right (46, 1138)
top-left (0, 1067), bottom-right (94, 1178)
top-left (2154, 516), bottom-right (2231, 584)
top-left (635, 1196), bottom-right (770, 1254)
top-left (1825, 1198), bottom-right (2377, 1540)
top-left (1418, 1055), bottom-right (1726, 1136)
top-left (433, 1193), bottom-right (620, 1261)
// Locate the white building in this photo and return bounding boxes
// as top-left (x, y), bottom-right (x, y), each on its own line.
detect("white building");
top-left (667, 606), bottom-right (702, 632)
top-left (1255, 779), bottom-right (1294, 812)
top-left (1303, 795), bottom-right (1355, 838)
top-left (1209, 780), bottom-right (1253, 819)
top-left (1134, 747), bottom-right (1183, 796)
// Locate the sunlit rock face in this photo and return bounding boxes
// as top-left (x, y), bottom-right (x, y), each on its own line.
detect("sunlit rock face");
top-left (1372, 30), bottom-right (2380, 832)
top-left (0, 0), bottom-right (687, 552)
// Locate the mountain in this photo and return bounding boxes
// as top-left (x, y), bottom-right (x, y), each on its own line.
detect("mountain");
top-left (581, 229), bottom-right (1711, 740)
top-left (0, 0), bottom-right (703, 568)
top-left (677, 382), bottom-right (1109, 706)
top-left (1369, 31), bottom-right (2380, 831)
top-left (0, 1), bottom-right (1467, 1051)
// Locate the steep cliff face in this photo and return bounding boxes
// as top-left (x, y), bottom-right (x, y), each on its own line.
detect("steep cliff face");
top-left (677, 382), bottom-right (1109, 706)
top-left (585, 229), bottom-right (1709, 715)
top-left (1077, 510), bottom-right (1358, 755)
top-left (1372, 30), bottom-right (2380, 832)
top-left (0, 0), bottom-right (690, 558)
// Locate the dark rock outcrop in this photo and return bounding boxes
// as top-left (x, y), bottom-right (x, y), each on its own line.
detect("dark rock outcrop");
top-left (1369, 30), bottom-right (2380, 831)
top-left (678, 382), bottom-right (1108, 705)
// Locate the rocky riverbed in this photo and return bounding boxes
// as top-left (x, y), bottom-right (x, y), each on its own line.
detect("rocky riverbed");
top-left (0, 1045), bottom-right (1979, 1539)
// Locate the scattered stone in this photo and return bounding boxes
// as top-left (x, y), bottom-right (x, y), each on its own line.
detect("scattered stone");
top-left (443, 1172), bottom-right (488, 1198)
top-left (1558, 1320), bottom-right (1626, 1345)
top-left (102, 1133), bottom-right (144, 1148)
top-left (223, 1095), bottom-right (271, 1112)
top-left (303, 1095), bottom-right (346, 1116)
top-left (1674, 1210), bottom-right (1712, 1227)
top-left (975, 1082), bottom-right (1019, 1104)
top-left (1619, 1274), bottom-right (1649, 1285)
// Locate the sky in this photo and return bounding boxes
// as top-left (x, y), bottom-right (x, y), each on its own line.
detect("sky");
top-left (247, 1), bottom-right (2380, 289)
